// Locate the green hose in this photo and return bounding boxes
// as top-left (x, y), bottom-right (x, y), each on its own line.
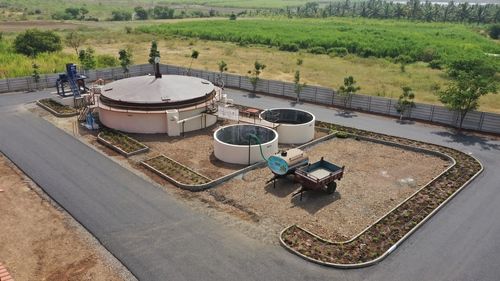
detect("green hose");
top-left (248, 133), bottom-right (268, 162)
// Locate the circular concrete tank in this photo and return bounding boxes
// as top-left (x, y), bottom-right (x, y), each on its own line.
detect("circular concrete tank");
top-left (259, 108), bottom-right (315, 144)
top-left (214, 124), bottom-right (278, 165)
top-left (98, 75), bottom-right (218, 135)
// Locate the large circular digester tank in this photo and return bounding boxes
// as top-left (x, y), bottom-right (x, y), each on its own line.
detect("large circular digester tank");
top-left (259, 108), bottom-right (315, 144)
top-left (98, 75), bottom-right (218, 135)
top-left (214, 124), bottom-right (279, 165)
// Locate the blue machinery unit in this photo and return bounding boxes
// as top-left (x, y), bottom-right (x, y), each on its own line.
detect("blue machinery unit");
top-left (56, 63), bottom-right (88, 97)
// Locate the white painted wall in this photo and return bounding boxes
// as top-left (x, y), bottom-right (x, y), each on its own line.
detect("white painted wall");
top-left (213, 125), bottom-right (279, 165)
top-left (99, 108), bottom-right (168, 134)
top-left (259, 108), bottom-right (315, 144)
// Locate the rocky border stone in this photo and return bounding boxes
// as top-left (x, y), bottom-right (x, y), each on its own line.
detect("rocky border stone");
top-left (36, 99), bottom-right (78, 117)
top-left (97, 132), bottom-right (149, 158)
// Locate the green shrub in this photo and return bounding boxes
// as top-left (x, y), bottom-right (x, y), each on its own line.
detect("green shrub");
top-left (14, 29), bottom-right (62, 56)
top-left (328, 47), bottom-right (348, 57)
top-left (334, 131), bottom-right (349, 138)
top-left (97, 54), bottom-right (119, 67)
top-left (420, 47), bottom-right (439, 62)
top-left (428, 60), bottom-right (442, 69)
top-left (279, 43), bottom-right (299, 52)
top-left (489, 24), bottom-right (500, 40)
top-left (309, 46), bottom-right (327, 54)
top-left (111, 10), bottom-right (132, 21)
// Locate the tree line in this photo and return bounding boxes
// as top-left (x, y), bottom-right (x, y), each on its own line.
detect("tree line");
top-left (253, 0), bottom-right (500, 25)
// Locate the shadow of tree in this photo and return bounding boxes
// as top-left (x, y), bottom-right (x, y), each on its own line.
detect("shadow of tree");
top-left (335, 110), bottom-right (358, 118)
top-left (243, 93), bottom-right (262, 99)
top-left (396, 119), bottom-right (416, 125)
top-left (432, 130), bottom-right (500, 151)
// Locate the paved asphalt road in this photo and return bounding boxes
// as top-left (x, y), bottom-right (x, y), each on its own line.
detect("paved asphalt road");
top-left (0, 89), bottom-right (499, 281)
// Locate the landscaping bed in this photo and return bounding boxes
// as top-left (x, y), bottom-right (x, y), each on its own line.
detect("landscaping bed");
top-left (143, 155), bottom-right (211, 186)
top-left (97, 129), bottom-right (149, 157)
top-left (37, 98), bottom-right (78, 117)
top-left (280, 122), bottom-right (482, 267)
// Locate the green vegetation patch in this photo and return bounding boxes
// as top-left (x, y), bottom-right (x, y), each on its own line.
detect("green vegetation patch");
top-left (144, 155), bottom-right (211, 185)
top-left (138, 18), bottom-right (500, 66)
top-left (38, 98), bottom-right (77, 115)
top-left (99, 129), bottom-right (148, 154)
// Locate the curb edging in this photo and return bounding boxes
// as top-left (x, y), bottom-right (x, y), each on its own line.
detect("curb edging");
top-left (97, 133), bottom-right (149, 157)
top-left (279, 133), bottom-right (483, 268)
top-left (36, 100), bottom-right (78, 117)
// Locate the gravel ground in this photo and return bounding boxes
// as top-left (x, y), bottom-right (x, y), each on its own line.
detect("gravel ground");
top-left (200, 138), bottom-right (451, 241)
top-left (0, 154), bottom-right (137, 281)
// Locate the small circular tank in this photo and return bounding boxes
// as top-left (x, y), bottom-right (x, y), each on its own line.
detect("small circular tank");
top-left (259, 108), bottom-right (315, 144)
top-left (214, 124), bottom-right (279, 165)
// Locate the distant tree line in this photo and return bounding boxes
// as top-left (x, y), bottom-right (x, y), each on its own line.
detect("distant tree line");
top-left (255, 1), bottom-right (499, 25)
top-left (109, 5), bottom-right (221, 21)
top-left (51, 7), bottom-right (98, 21)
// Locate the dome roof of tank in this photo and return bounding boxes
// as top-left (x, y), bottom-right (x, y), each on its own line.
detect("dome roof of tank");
top-left (101, 75), bottom-right (215, 105)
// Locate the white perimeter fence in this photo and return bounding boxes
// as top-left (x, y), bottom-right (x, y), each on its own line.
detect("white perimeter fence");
top-left (1, 63), bottom-right (499, 134)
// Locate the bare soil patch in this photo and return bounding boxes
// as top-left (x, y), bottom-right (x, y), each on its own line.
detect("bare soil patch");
top-left (130, 123), bottom-right (245, 179)
top-left (0, 20), bottom-right (81, 32)
top-left (199, 138), bottom-right (450, 241)
top-left (0, 154), bottom-right (128, 281)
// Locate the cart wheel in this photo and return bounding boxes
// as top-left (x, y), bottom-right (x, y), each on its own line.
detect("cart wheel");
top-left (326, 182), bottom-right (337, 194)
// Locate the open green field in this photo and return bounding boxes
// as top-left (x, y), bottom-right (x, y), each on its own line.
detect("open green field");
top-left (138, 17), bottom-right (500, 65)
top-left (0, 16), bottom-right (498, 112)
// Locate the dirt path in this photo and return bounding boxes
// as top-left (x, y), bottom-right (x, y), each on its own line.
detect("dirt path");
top-left (0, 154), bottom-right (135, 281)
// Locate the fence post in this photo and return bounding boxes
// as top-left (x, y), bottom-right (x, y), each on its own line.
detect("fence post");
top-left (314, 87), bottom-right (318, 103)
top-left (387, 99), bottom-right (392, 114)
top-left (331, 90), bottom-right (335, 105)
top-left (239, 76), bottom-right (242, 89)
top-left (6, 78), bottom-right (11, 92)
top-left (478, 112), bottom-right (485, 131)
top-left (430, 105), bottom-right (435, 121)
top-left (26, 77), bottom-right (31, 92)
top-left (282, 82), bottom-right (285, 96)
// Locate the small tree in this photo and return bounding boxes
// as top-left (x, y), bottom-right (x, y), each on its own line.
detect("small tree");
top-left (78, 47), bottom-right (96, 71)
top-left (217, 60), bottom-right (228, 86)
top-left (338, 76), bottom-right (360, 109)
top-left (394, 86), bottom-right (415, 121)
top-left (294, 58), bottom-right (306, 103)
top-left (395, 55), bottom-right (412, 73)
top-left (148, 40), bottom-right (160, 65)
top-left (229, 13), bottom-right (237, 20)
top-left (187, 50), bottom-right (199, 75)
top-left (65, 31), bottom-right (86, 56)
top-left (118, 49), bottom-right (133, 76)
top-left (32, 63), bottom-right (40, 90)
top-left (437, 72), bottom-right (497, 129)
top-left (134, 6), bottom-right (148, 20)
top-left (79, 7), bottom-right (89, 20)
top-left (248, 61), bottom-right (266, 94)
